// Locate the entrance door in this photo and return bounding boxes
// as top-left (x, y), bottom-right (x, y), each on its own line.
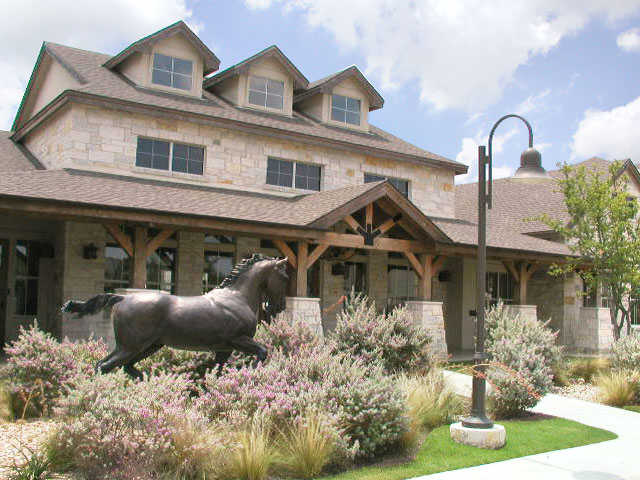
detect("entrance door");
top-left (0, 239), bottom-right (8, 349)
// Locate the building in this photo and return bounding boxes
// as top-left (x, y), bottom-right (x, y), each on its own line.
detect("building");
top-left (0, 21), bottom-right (626, 356)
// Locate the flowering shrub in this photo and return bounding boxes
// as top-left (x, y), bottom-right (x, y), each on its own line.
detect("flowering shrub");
top-left (52, 371), bottom-right (202, 477)
top-left (254, 316), bottom-right (321, 357)
top-left (139, 346), bottom-right (217, 379)
top-left (611, 334), bottom-right (640, 372)
top-left (330, 293), bottom-right (433, 374)
top-left (197, 346), bottom-right (407, 460)
top-left (485, 303), bottom-right (562, 418)
top-left (0, 322), bottom-right (107, 417)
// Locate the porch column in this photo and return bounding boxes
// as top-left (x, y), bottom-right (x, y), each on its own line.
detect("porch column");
top-left (132, 226), bottom-right (147, 289)
top-left (296, 241), bottom-right (308, 296)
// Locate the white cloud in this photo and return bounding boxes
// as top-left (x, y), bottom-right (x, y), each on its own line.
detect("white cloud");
top-left (454, 129), bottom-right (517, 184)
top-left (617, 28), bottom-right (640, 51)
top-left (245, 0), bottom-right (640, 111)
top-left (571, 96), bottom-right (640, 160)
top-left (515, 88), bottom-right (551, 115)
top-left (0, 0), bottom-right (195, 130)
top-left (245, 0), bottom-right (275, 8)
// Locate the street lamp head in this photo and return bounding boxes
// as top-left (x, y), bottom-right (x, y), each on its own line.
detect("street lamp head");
top-left (513, 147), bottom-right (547, 178)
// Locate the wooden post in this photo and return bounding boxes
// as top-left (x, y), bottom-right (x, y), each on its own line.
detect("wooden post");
top-left (418, 254), bottom-right (433, 300)
top-left (519, 262), bottom-right (527, 304)
top-left (132, 226), bottom-right (147, 289)
top-left (296, 241), bottom-right (308, 297)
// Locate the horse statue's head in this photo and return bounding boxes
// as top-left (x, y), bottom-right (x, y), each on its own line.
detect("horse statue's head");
top-left (262, 256), bottom-right (289, 323)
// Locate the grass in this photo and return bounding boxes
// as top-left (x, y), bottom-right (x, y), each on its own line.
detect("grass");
top-left (445, 362), bottom-right (473, 375)
top-left (320, 417), bottom-right (616, 480)
top-left (623, 405), bottom-right (640, 413)
top-left (596, 370), bottom-right (637, 407)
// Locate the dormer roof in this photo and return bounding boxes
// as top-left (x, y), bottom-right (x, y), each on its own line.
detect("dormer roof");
top-left (103, 20), bottom-right (220, 75)
top-left (203, 45), bottom-right (309, 90)
top-left (295, 66), bottom-right (384, 111)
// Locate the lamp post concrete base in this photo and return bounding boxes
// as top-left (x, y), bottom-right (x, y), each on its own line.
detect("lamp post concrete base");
top-left (450, 422), bottom-right (506, 449)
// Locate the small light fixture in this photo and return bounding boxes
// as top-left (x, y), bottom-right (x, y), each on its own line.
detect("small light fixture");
top-left (83, 243), bottom-right (98, 260)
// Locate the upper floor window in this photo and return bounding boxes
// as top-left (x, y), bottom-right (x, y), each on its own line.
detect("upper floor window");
top-left (136, 138), bottom-right (204, 175)
top-left (248, 76), bottom-right (284, 110)
top-left (331, 94), bottom-right (361, 125)
top-left (152, 53), bottom-right (193, 91)
top-left (364, 173), bottom-right (409, 198)
top-left (266, 157), bottom-right (321, 191)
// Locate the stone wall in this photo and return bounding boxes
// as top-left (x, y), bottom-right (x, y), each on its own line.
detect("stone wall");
top-left (277, 296), bottom-right (323, 336)
top-left (574, 307), bottom-right (615, 353)
top-left (176, 231), bottom-right (204, 296)
top-left (528, 267), bottom-right (565, 337)
top-left (405, 300), bottom-right (448, 359)
top-left (505, 304), bottom-right (538, 322)
top-left (23, 104), bottom-right (458, 218)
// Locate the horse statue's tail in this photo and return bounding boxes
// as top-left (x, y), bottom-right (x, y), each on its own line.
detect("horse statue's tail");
top-left (61, 293), bottom-right (125, 318)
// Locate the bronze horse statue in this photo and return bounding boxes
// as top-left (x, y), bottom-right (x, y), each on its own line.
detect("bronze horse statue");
top-left (62, 254), bottom-right (289, 379)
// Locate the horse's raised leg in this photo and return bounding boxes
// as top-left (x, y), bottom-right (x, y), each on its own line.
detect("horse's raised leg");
top-left (95, 349), bottom-right (118, 374)
top-left (96, 349), bottom-right (138, 375)
top-left (228, 336), bottom-right (268, 367)
top-left (123, 344), bottom-right (163, 380)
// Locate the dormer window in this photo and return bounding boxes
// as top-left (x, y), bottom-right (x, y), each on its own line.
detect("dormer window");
top-left (152, 53), bottom-right (193, 91)
top-left (248, 76), bottom-right (284, 110)
top-left (331, 94), bottom-right (361, 126)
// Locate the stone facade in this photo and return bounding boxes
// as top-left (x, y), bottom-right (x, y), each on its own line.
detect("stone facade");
top-left (277, 296), bottom-right (323, 336)
top-left (405, 300), bottom-right (448, 359)
top-left (23, 104), bottom-right (457, 219)
top-left (505, 304), bottom-right (538, 322)
top-left (573, 307), bottom-right (615, 353)
top-left (176, 231), bottom-right (205, 296)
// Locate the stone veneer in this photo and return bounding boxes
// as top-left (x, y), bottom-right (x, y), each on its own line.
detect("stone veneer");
top-left (505, 304), bottom-right (538, 322)
top-left (23, 104), bottom-right (457, 218)
top-left (405, 300), bottom-right (448, 359)
top-left (276, 296), bottom-right (323, 336)
top-left (574, 307), bottom-right (615, 353)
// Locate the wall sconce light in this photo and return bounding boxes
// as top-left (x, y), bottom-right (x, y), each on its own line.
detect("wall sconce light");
top-left (83, 243), bottom-right (98, 260)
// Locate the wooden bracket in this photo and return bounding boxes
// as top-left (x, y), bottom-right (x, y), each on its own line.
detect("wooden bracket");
top-left (103, 224), bottom-right (133, 257)
top-left (307, 244), bottom-right (329, 268)
top-left (146, 229), bottom-right (175, 257)
top-left (273, 239), bottom-right (297, 269)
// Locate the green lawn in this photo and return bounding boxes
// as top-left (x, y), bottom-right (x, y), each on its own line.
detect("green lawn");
top-left (624, 405), bottom-right (640, 413)
top-left (321, 417), bottom-right (616, 480)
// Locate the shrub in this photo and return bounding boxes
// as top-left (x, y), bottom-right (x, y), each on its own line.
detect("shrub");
top-left (255, 315), bottom-right (321, 357)
top-left (139, 346), bottom-right (217, 380)
top-left (277, 411), bottom-right (338, 479)
top-left (197, 346), bottom-right (407, 461)
top-left (400, 369), bottom-right (465, 431)
top-left (485, 303), bottom-right (562, 418)
top-left (611, 334), bottom-right (640, 372)
top-left (51, 370), bottom-right (196, 477)
top-left (7, 444), bottom-right (51, 480)
top-left (230, 416), bottom-right (277, 480)
top-left (330, 292), bottom-right (433, 374)
top-left (0, 381), bottom-right (13, 421)
top-left (0, 322), bottom-right (107, 417)
top-left (596, 370), bottom-right (637, 407)
top-left (568, 357), bottom-right (610, 383)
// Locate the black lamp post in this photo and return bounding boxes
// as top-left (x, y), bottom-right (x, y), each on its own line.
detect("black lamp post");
top-left (461, 114), bottom-right (543, 429)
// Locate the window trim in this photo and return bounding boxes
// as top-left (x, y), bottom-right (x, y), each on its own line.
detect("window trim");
top-left (265, 157), bottom-right (322, 192)
top-left (247, 75), bottom-right (286, 112)
top-left (135, 137), bottom-right (206, 176)
top-left (364, 173), bottom-right (410, 198)
top-left (151, 52), bottom-right (194, 92)
top-left (330, 93), bottom-right (362, 126)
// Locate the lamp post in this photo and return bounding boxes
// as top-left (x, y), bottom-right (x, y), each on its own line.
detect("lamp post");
top-left (461, 114), bottom-right (542, 430)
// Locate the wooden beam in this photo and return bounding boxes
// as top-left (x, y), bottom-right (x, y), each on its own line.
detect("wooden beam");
top-left (132, 226), bottom-right (147, 289)
top-left (103, 224), bottom-right (133, 257)
top-left (343, 215), bottom-right (362, 233)
top-left (375, 215), bottom-right (399, 236)
top-left (296, 241), bottom-right (308, 296)
top-left (273, 239), bottom-right (297, 269)
top-left (404, 251), bottom-right (424, 278)
top-left (307, 244), bottom-right (329, 268)
top-left (503, 260), bottom-right (520, 283)
top-left (146, 229), bottom-right (175, 258)
top-left (418, 254), bottom-right (434, 300)
top-left (432, 255), bottom-right (447, 275)
top-left (313, 231), bottom-right (428, 253)
top-left (365, 203), bottom-right (373, 228)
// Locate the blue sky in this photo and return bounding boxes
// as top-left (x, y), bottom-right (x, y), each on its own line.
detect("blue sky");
top-left (4, 0), bottom-right (640, 183)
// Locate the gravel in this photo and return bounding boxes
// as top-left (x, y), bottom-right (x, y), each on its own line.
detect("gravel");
top-left (0, 418), bottom-right (61, 478)
top-left (552, 380), bottom-right (600, 403)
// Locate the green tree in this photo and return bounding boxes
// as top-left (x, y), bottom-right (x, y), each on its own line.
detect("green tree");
top-left (539, 160), bottom-right (640, 340)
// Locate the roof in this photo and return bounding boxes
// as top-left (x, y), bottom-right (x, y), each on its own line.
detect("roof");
top-left (103, 21), bottom-right (220, 75)
top-left (203, 45), bottom-right (309, 90)
top-left (294, 65), bottom-right (384, 111)
top-left (13, 43), bottom-right (466, 174)
top-left (0, 131), bottom-right (43, 172)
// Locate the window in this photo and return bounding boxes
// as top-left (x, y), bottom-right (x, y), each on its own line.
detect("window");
top-left (266, 158), bottom-right (321, 191)
top-left (331, 94), bottom-right (361, 125)
top-left (15, 240), bottom-right (40, 315)
top-left (582, 280), bottom-right (597, 307)
top-left (147, 247), bottom-right (176, 293)
top-left (364, 173), bottom-right (410, 198)
top-left (248, 76), bottom-right (284, 110)
top-left (152, 53), bottom-right (193, 91)
top-left (136, 138), bottom-right (205, 175)
top-left (203, 251), bottom-right (234, 293)
top-left (104, 245), bottom-right (131, 293)
top-left (387, 264), bottom-right (418, 310)
top-left (344, 262), bottom-right (367, 297)
top-left (486, 271), bottom-right (514, 306)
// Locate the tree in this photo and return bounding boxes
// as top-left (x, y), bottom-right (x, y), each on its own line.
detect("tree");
top-left (539, 161), bottom-right (640, 340)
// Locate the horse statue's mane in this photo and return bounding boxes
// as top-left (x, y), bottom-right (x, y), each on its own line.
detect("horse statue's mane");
top-left (218, 253), bottom-right (274, 289)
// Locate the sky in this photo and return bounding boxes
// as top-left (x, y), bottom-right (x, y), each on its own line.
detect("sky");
top-left (3, 0), bottom-right (640, 183)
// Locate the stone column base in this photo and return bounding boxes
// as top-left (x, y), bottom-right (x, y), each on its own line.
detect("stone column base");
top-left (505, 304), bottom-right (538, 322)
top-left (450, 422), bottom-right (506, 449)
top-left (276, 297), bottom-right (323, 336)
top-left (572, 307), bottom-right (615, 353)
top-left (405, 300), bottom-right (448, 360)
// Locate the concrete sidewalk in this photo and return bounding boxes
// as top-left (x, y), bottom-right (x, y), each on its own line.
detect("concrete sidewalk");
top-left (411, 371), bottom-right (640, 480)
